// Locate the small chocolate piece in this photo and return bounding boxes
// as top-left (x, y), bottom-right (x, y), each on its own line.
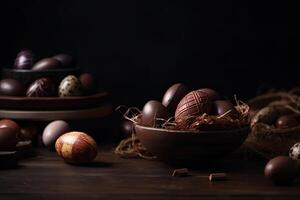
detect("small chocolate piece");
top-left (0, 79), bottom-right (25, 96)
top-left (32, 58), bottom-right (62, 71)
top-left (26, 77), bottom-right (55, 97)
top-left (141, 100), bottom-right (170, 127)
top-left (0, 151), bottom-right (18, 169)
top-left (172, 168), bottom-right (189, 177)
top-left (14, 49), bottom-right (35, 69)
top-left (162, 83), bottom-right (189, 115)
top-left (53, 54), bottom-right (74, 68)
top-left (264, 156), bottom-right (299, 185)
top-left (209, 173), bottom-right (228, 181)
top-left (276, 115), bottom-right (298, 129)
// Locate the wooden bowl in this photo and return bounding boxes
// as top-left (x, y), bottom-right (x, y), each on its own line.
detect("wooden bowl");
top-left (135, 125), bottom-right (250, 164)
top-left (1, 67), bottom-right (81, 86)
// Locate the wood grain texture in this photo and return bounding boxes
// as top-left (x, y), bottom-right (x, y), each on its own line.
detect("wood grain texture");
top-left (1, 148), bottom-right (300, 200)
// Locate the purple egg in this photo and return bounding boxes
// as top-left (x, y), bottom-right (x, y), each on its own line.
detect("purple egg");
top-left (26, 77), bottom-right (55, 97)
top-left (53, 54), bottom-right (74, 68)
top-left (14, 49), bottom-right (35, 69)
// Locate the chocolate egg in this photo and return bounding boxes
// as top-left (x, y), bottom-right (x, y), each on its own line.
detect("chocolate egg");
top-left (58, 75), bottom-right (83, 97)
top-left (0, 119), bottom-right (20, 133)
top-left (53, 54), bottom-right (74, 68)
top-left (26, 77), bottom-right (55, 97)
top-left (120, 120), bottom-right (133, 138)
top-left (162, 83), bottom-right (189, 115)
top-left (43, 120), bottom-right (71, 148)
top-left (213, 100), bottom-right (239, 117)
top-left (0, 79), bottom-right (25, 96)
top-left (14, 49), bottom-right (35, 69)
top-left (0, 127), bottom-right (18, 151)
top-left (289, 142), bottom-right (300, 161)
top-left (32, 58), bottom-right (62, 71)
top-left (197, 88), bottom-right (221, 101)
top-left (19, 124), bottom-right (38, 141)
top-left (264, 156), bottom-right (299, 185)
top-left (175, 90), bottom-right (212, 122)
top-left (79, 73), bottom-right (97, 95)
top-left (276, 115), bottom-right (298, 129)
top-left (55, 131), bottom-right (98, 164)
top-left (142, 100), bottom-right (170, 127)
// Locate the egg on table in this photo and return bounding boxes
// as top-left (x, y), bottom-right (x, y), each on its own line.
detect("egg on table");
top-left (58, 75), bottom-right (83, 97)
top-left (42, 120), bottom-right (71, 148)
top-left (55, 131), bottom-right (98, 164)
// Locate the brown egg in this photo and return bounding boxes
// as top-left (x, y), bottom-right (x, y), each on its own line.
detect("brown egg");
top-left (26, 77), bottom-right (55, 97)
top-left (197, 88), bottom-right (220, 101)
top-left (0, 79), bottom-right (25, 96)
top-left (120, 120), bottom-right (134, 138)
top-left (53, 54), bottom-right (74, 68)
top-left (142, 100), bottom-right (170, 127)
top-left (79, 73), bottom-right (97, 95)
top-left (0, 127), bottom-right (18, 151)
top-left (213, 100), bottom-right (239, 118)
top-left (32, 58), bottom-right (62, 71)
top-left (55, 132), bottom-right (98, 164)
top-left (0, 119), bottom-right (20, 133)
top-left (175, 90), bottom-right (212, 122)
top-left (19, 124), bottom-right (38, 141)
top-left (276, 115), bottom-right (298, 129)
top-left (264, 156), bottom-right (299, 185)
top-left (162, 83), bottom-right (188, 115)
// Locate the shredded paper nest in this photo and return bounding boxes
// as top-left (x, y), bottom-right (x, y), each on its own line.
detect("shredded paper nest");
top-left (115, 99), bottom-right (250, 160)
top-left (242, 89), bottom-right (300, 159)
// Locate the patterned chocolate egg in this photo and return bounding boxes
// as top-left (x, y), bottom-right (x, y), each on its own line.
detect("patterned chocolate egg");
top-left (289, 142), bottom-right (300, 161)
top-left (58, 75), bottom-right (83, 97)
top-left (26, 77), bottom-right (54, 97)
top-left (55, 131), bottom-right (98, 164)
top-left (175, 90), bottom-right (212, 122)
top-left (14, 49), bottom-right (35, 69)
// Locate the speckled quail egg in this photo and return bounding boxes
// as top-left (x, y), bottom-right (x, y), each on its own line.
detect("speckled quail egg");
top-left (289, 142), bottom-right (300, 161)
top-left (58, 75), bottom-right (83, 97)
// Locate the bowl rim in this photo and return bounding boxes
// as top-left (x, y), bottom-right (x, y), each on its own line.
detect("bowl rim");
top-left (135, 124), bottom-right (250, 134)
top-left (2, 67), bottom-right (80, 73)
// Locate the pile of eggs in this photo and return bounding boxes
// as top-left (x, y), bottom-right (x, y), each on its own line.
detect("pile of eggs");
top-left (139, 83), bottom-right (239, 127)
top-left (0, 118), bottom-right (98, 164)
top-left (0, 49), bottom-right (97, 97)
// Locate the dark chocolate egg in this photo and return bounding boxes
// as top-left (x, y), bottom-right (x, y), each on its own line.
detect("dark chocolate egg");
top-left (175, 90), bottom-right (212, 122)
top-left (19, 124), bottom-right (38, 141)
top-left (276, 115), bottom-right (298, 129)
top-left (79, 73), bottom-right (97, 95)
top-left (32, 58), bottom-right (62, 71)
top-left (0, 127), bottom-right (18, 151)
top-left (213, 100), bottom-right (238, 117)
top-left (0, 79), bottom-right (25, 96)
top-left (264, 156), bottom-right (299, 185)
top-left (26, 77), bottom-right (54, 97)
top-left (162, 83), bottom-right (189, 115)
top-left (120, 120), bottom-right (133, 138)
top-left (42, 120), bottom-right (71, 148)
top-left (0, 119), bottom-right (20, 134)
top-left (142, 100), bottom-right (170, 127)
top-left (55, 131), bottom-right (98, 164)
top-left (197, 88), bottom-right (220, 101)
top-left (14, 49), bottom-right (35, 69)
top-left (53, 54), bottom-right (74, 68)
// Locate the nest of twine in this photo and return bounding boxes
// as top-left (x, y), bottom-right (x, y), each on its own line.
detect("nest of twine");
top-left (243, 89), bottom-right (300, 159)
top-left (115, 98), bottom-right (250, 160)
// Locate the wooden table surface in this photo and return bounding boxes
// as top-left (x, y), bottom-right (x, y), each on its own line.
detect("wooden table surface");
top-left (1, 147), bottom-right (300, 200)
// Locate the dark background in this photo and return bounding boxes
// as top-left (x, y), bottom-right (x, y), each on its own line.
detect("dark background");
top-left (0, 0), bottom-right (296, 108)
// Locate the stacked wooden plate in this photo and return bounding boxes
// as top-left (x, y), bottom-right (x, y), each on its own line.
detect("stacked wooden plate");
top-left (0, 92), bottom-right (113, 121)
